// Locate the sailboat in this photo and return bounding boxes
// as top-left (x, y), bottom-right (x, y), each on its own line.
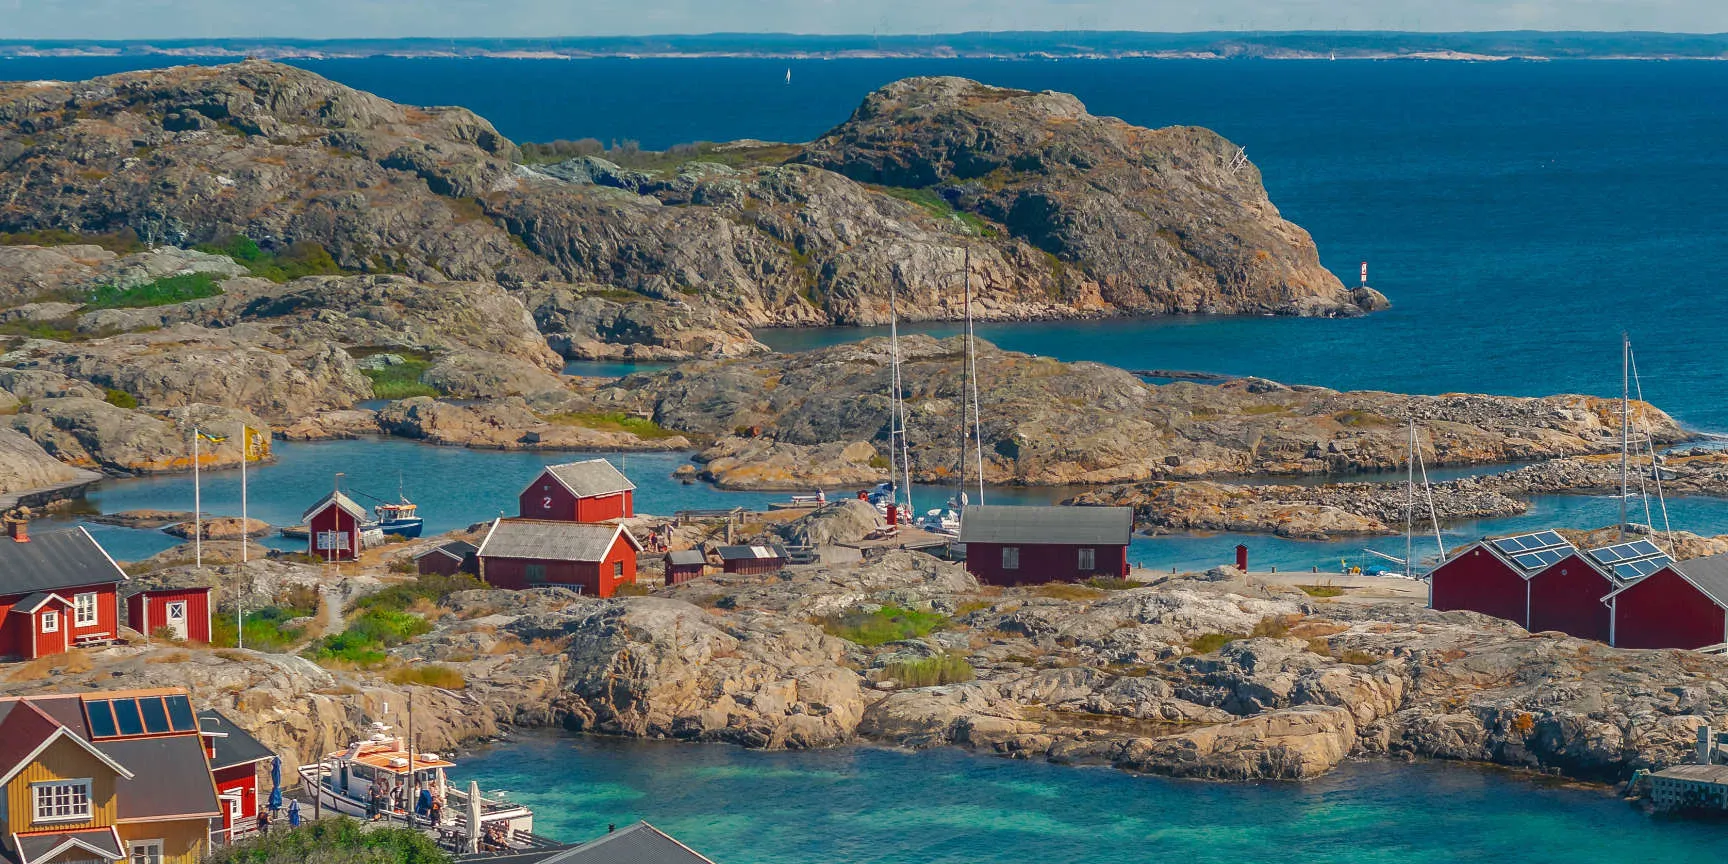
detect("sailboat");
top-left (1614, 333), bottom-right (1677, 553)
top-left (870, 280), bottom-right (916, 526)
top-left (919, 249), bottom-right (986, 536)
top-left (1363, 421), bottom-right (1446, 578)
top-left (785, 68), bottom-right (792, 85)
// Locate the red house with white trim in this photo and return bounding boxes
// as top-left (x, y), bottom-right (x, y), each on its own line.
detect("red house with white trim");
top-left (1605, 551), bottom-right (1728, 650)
top-left (519, 459), bottom-right (635, 522)
top-left (957, 505), bottom-right (1132, 586)
top-left (1428, 530), bottom-right (1574, 627)
top-left (198, 709), bottom-right (276, 842)
top-left (304, 491), bottom-right (368, 562)
top-left (476, 518), bottom-right (643, 597)
top-left (126, 586), bottom-right (214, 644)
top-left (0, 518), bottom-right (127, 660)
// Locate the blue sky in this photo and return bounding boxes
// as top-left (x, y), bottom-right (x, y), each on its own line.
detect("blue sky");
top-left (3, 0), bottom-right (1725, 40)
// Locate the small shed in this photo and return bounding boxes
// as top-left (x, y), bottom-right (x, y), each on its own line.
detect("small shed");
top-left (126, 585), bottom-right (213, 643)
top-left (716, 544), bottom-right (788, 575)
top-left (957, 505), bottom-right (1132, 586)
top-left (1605, 550), bottom-right (1728, 650)
top-left (665, 550), bottom-right (708, 585)
top-left (476, 518), bottom-right (643, 597)
top-left (303, 490), bottom-right (368, 562)
top-left (519, 459), bottom-right (636, 522)
top-left (413, 540), bottom-right (479, 577)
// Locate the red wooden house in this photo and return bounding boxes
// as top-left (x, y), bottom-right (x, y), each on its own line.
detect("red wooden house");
top-left (665, 550), bottom-right (708, 584)
top-left (1428, 530), bottom-right (1574, 626)
top-left (198, 709), bottom-right (276, 842)
top-left (0, 519), bottom-right (127, 659)
top-left (303, 490), bottom-right (368, 562)
top-left (476, 518), bottom-right (643, 597)
top-left (126, 585), bottom-right (214, 644)
top-left (957, 505), bottom-right (1132, 586)
top-left (1604, 551), bottom-right (1728, 650)
top-left (519, 459), bottom-right (636, 522)
top-left (413, 540), bottom-right (479, 577)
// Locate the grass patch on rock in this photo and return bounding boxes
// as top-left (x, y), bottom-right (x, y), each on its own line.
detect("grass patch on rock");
top-left (883, 653), bottom-right (975, 688)
top-left (384, 664), bottom-right (467, 689)
top-left (196, 234), bottom-right (344, 283)
top-left (0, 228), bottom-right (146, 254)
top-left (83, 272), bottom-right (223, 309)
top-left (359, 358), bottom-right (438, 399)
top-left (208, 817), bottom-right (449, 864)
top-left (1033, 582), bottom-right (1107, 601)
top-left (211, 587), bottom-right (320, 652)
top-left (1298, 584), bottom-right (1344, 598)
top-left (820, 605), bottom-right (950, 646)
top-left (545, 411), bottom-right (683, 440)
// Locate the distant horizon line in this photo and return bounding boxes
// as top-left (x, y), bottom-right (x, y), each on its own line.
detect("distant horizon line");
top-left (5, 29), bottom-right (1728, 43)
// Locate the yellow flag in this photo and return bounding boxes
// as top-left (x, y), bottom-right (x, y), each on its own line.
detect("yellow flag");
top-left (244, 426), bottom-right (270, 461)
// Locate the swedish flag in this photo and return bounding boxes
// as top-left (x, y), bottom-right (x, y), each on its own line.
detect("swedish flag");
top-left (195, 429), bottom-right (228, 445)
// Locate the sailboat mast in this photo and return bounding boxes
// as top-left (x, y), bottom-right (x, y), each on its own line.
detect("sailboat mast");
top-left (1620, 332), bottom-right (1630, 540)
top-left (888, 285), bottom-right (913, 518)
top-left (964, 248), bottom-right (985, 505)
top-left (1405, 420), bottom-right (1415, 580)
top-left (955, 253), bottom-right (969, 504)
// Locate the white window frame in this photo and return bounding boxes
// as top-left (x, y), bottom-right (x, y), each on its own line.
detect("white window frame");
top-left (74, 592), bottom-right (100, 627)
top-left (1002, 547), bottom-right (1020, 570)
top-left (1078, 548), bottom-right (1096, 571)
top-left (40, 610), bottom-right (60, 633)
top-left (130, 839), bottom-right (164, 864)
top-left (32, 779), bottom-right (92, 823)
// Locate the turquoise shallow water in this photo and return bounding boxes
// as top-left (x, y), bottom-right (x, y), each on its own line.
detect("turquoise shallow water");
top-left (453, 733), bottom-right (1722, 864)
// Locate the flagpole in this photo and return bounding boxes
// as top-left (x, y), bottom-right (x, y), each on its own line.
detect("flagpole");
top-left (239, 424), bottom-right (247, 651)
top-left (193, 429), bottom-right (202, 570)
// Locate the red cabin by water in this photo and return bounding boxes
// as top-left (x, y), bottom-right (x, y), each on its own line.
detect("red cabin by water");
top-left (957, 505), bottom-right (1132, 586)
top-left (126, 585), bottom-right (214, 644)
top-left (1524, 552), bottom-right (1617, 642)
top-left (476, 518), bottom-right (642, 597)
top-left (303, 490), bottom-right (368, 562)
top-left (518, 459), bottom-right (636, 523)
top-left (413, 540), bottom-right (479, 577)
top-left (0, 519), bottom-right (126, 659)
top-left (1605, 552), bottom-right (1728, 650)
top-left (1427, 530), bottom-right (1574, 627)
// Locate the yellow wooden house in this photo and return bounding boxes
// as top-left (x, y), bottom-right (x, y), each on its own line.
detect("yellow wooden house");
top-left (0, 690), bottom-right (221, 864)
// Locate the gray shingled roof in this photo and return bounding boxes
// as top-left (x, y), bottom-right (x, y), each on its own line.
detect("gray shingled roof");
top-left (536, 822), bottom-right (716, 864)
top-left (197, 710), bottom-right (276, 771)
top-left (958, 505), bottom-right (1133, 546)
top-left (0, 526), bottom-right (126, 597)
top-left (540, 459), bottom-right (636, 498)
top-left (478, 520), bottom-right (640, 563)
top-left (14, 828), bottom-right (123, 864)
top-left (302, 490), bottom-right (367, 523)
top-left (104, 734), bottom-right (222, 820)
top-left (667, 550), bottom-right (707, 566)
top-left (414, 540), bottom-right (479, 562)
top-left (1674, 552), bottom-right (1728, 607)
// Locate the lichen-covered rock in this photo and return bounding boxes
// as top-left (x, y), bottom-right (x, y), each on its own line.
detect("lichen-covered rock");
top-left (8, 398), bottom-right (269, 472)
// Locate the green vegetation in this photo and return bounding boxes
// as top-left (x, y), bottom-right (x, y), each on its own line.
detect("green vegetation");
top-left (211, 589), bottom-right (319, 653)
top-left (306, 572), bottom-right (482, 667)
top-left (0, 228), bottom-right (146, 254)
top-left (545, 411), bottom-right (683, 440)
top-left (196, 234), bottom-right (343, 282)
top-left (518, 137), bottom-right (802, 171)
top-left (83, 272), bottom-right (223, 309)
top-left (1188, 616), bottom-right (1293, 655)
top-left (1187, 632), bottom-right (1240, 654)
top-left (1084, 576), bottom-right (1139, 591)
top-left (384, 664), bottom-right (467, 689)
top-left (1333, 409), bottom-right (1392, 427)
top-left (360, 358), bottom-right (438, 400)
top-left (208, 817), bottom-right (450, 864)
top-left (820, 605), bottom-right (950, 646)
top-left (883, 653), bottom-right (975, 688)
top-left (1298, 584), bottom-right (1344, 598)
top-left (877, 186), bottom-right (997, 236)
top-left (0, 318), bottom-right (81, 342)
top-left (103, 388), bottom-right (138, 409)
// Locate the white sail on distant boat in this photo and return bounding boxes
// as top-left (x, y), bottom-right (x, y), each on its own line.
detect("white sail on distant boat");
top-left (785, 68), bottom-right (792, 84)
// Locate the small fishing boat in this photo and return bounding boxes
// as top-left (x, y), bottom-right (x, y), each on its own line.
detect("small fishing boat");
top-left (299, 723), bottom-right (535, 843)
top-left (368, 499), bottom-right (424, 538)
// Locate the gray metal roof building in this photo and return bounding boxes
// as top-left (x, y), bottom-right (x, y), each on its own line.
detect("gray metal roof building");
top-left (0, 525), bottom-right (127, 597)
top-left (478, 519), bottom-right (642, 563)
top-left (197, 709), bottom-right (277, 771)
top-left (538, 459), bottom-right (636, 498)
top-left (958, 505), bottom-right (1133, 546)
top-left (535, 822), bottom-right (717, 864)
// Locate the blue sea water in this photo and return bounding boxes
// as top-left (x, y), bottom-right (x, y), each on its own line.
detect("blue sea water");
top-left (454, 732), bottom-right (1721, 863)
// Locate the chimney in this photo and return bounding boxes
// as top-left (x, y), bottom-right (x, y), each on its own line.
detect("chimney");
top-left (5, 513), bottom-right (26, 543)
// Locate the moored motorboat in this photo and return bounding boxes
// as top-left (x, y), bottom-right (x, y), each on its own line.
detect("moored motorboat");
top-left (369, 499), bottom-right (424, 538)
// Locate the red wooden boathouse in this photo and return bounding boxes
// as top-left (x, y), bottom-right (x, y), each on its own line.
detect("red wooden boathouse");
top-left (519, 459), bottom-right (635, 522)
top-left (1605, 551), bottom-right (1728, 650)
top-left (126, 585), bottom-right (214, 644)
top-left (0, 518), bottom-right (127, 659)
top-left (1428, 530), bottom-right (1573, 626)
top-left (665, 550), bottom-right (708, 584)
top-left (303, 490), bottom-right (368, 562)
top-left (957, 505), bottom-right (1132, 586)
top-left (413, 540), bottom-right (479, 577)
top-left (476, 518), bottom-right (642, 597)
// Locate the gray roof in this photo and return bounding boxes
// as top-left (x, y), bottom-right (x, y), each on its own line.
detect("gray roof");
top-left (197, 710), bottom-right (276, 770)
top-left (14, 828), bottom-right (123, 864)
top-left (0, 526), bottom-right (126, 598)
top-left (103, 734), bottom-right (222, 820)
top-left (537, 822), bottom-right (716, 864)
top-left (302, 489), bottom-right (367, 522)
top-left (958, 505), bottom-right (1133, 546)
top-left (715, 544), bottom-right (785, 561)
top-left (478, 519), bottom-right (641, 563)
top-left (1673, 552), bottom-right (1728, 607)
top-left (667, 550), bottom-right (707, 566)
top-left (537, 459), bottom-right (636, 498)
top-left (414, 540), bottom-right (479, 562)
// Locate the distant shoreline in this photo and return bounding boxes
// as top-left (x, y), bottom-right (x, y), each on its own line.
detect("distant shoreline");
top-left (2, 31), bottom-right (1727, 63)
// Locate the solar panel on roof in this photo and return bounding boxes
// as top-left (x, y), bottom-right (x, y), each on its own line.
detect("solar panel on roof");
top-left (139, 696), bottom-right (170, 734)
top-left (1492, 537), bottom-right (1529, 553)
top-left (112, 698), bottom-right (143, 737)
top-left (165, 695), bottom-right (196, 732)
top-left (1589, 540), bottom-right (1669, 569)
top-left (1612, 556), bottom-right (1672, 581)
top-left (86, 700), bottom-right (117, 738)
top-left (1532, 531), bottom-right (1566, 548)
top-left (1627, 539), bottom-right (1662, 557)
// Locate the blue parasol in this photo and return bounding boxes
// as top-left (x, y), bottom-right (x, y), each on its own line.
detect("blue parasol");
top-left (287, 799), bottom-right (301, 828)
top-left (268, 756), bottom-right (283, 812)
